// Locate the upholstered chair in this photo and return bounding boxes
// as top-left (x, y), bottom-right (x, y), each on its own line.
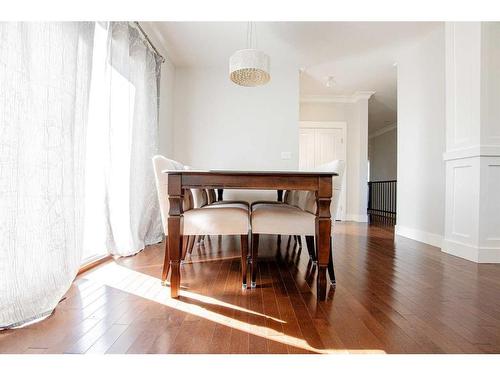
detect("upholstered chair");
top-left (250, 160), bottom-right (346, 288)
top-left (153, 155), bottom-right (251, 288)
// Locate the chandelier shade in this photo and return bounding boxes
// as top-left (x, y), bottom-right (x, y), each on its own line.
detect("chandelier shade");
top-left (229, 49), bottom-right (270, 87)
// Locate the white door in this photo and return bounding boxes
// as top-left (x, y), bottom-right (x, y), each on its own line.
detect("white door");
top-left (315, 128), bottom-right (344, 166)
top-left (299, 123), bottom-right (347, 220)
top-left (298, 128), bottom-right (316, 170)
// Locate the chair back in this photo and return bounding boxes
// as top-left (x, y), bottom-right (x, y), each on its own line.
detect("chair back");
top-left (183, 165), bottom-right (208, 208)
top-left (152, 155), bottom-right (188, 234)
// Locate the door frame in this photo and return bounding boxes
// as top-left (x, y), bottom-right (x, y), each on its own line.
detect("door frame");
top-left (299, 121), bottom-right (347, 221)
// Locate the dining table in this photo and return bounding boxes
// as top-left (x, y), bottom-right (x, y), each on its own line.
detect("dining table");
top-left (164, 169), bottom-right (338, 301)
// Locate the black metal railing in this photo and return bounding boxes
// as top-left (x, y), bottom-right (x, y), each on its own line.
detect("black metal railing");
top-left (368, 180), bottom-right (397, 224)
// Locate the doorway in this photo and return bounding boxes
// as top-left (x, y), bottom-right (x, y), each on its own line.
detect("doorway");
top-left (299, 121), bottom-right (347, 220)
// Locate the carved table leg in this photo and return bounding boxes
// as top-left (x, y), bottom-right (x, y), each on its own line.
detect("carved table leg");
top-left (168, 174), bottom-right (183, 298)
top-left (168, 221), bottom-right (181, 298)
top-left (316, 176), bottom-right (332, 301)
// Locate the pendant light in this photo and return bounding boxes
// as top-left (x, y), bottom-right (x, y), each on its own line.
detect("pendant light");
top-left (229, 22), bottom-right (270, 87)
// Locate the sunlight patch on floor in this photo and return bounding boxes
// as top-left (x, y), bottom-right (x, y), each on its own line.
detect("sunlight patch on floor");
top-left (82, 261), bottom-right (386, 354)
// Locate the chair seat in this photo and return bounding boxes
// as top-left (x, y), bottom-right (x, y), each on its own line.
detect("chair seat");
top-left (183, 207), bottom-right (249, 235)
top-left (251, 204), bottom-right (315, 235)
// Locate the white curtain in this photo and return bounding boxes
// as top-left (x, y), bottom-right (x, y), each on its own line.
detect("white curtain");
top-left (83, 22), bottom-right (162, 258)
top-left (0, 22), bottom-right (95, 328)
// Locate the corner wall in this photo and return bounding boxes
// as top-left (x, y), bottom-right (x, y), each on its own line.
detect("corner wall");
top-left (369, 127), bottom-right (397, 181)
top-left (140, 22), bottom-right (176, 158)
top-left (395, 25), bottom-right (446, 248)
top-left (442, 22), bottom-right (500, 263)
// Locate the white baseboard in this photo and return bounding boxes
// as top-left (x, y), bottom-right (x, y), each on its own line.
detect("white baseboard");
top-left (442, 239), bottom-right (500, 263)
top-left (394, 225), bottom-right (443, 248)
top-left (344, 214), bottom-right (368, 223)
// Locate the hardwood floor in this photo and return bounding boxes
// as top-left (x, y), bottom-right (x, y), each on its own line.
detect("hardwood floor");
top-left (2, 222), bottom-right (500, 354)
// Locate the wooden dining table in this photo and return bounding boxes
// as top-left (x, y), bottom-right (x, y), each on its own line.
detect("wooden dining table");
top-left (164, 169), bottom-right (338, 301)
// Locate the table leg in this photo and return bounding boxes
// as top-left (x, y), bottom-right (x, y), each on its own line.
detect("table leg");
top-left (168, 221), bottom-right (181, 298)
top-left (316, 176), bottom-right (332, 301)
top-left (168, 174), bottom-right (183, 298)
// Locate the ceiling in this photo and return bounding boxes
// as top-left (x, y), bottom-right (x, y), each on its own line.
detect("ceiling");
top-left (151, 22), bottom-right (441, 133)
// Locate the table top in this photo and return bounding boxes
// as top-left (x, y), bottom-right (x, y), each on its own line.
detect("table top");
top-left (162, 169), bottom-right (338, 176)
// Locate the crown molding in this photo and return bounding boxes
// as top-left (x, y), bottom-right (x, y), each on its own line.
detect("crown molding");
top-left (369, 123), bottom-right (397, 139)
top-left (138, 22), bottom-right (172, 62)
top-left (353, 90), bottom-right (376, 101)
top-left (300, 91), bottom-right (375, 104)
top-left (442, 145), bottom-right (500, 161)
top-left (300, 94), bottom-right (354, 103)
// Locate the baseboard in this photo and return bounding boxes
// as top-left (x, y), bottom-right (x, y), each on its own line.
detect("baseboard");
top-left (442, 239), bottom-right (500, 263)
top-left (394, 225), bottom-right (443, 248)
top-left (344, 214), bottom-right (368, 223)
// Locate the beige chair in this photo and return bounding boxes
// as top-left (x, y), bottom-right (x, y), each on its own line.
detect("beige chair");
top-left (250, 190), bottom-right (304, 247)
top-left (250, 160), bottom-right (345, 288)
top-left (153, 155), bottom-right (251, 288)
top-left (181, 171), bottom-right (249, 245)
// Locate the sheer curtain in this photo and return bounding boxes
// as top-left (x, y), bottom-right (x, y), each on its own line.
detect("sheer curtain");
top-left (83, 22), bottom-right (162, 258)
top-left (1, 21), bottom-right (163, 328)
top-left (0, 22), bottom-right (95, 328)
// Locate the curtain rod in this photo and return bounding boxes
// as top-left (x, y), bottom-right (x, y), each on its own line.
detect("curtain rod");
top-left (133, 21), bottom-right (166, 64)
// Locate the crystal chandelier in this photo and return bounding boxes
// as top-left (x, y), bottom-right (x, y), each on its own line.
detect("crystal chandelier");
top-left (229, 22), bottom-right (270, 87)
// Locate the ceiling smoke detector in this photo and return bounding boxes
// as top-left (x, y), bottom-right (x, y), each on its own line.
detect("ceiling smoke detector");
top-left (326, 76), bottom-right (335, 88)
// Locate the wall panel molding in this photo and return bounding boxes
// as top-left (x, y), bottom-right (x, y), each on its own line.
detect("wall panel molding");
top-left (443, 145), bottom-right (500, 160)
top-left (300, 91), bottom-right (375, 104)
top-left (442, 239), bottom-right (500, 263)
top-left (444, 22), bottom-right (500, 263)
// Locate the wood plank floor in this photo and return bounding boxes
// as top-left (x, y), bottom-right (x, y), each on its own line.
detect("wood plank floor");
top-left (2, 222), bottom-right (500, 354)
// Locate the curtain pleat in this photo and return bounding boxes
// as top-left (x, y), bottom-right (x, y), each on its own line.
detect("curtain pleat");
top-left (83, 22), bottom-right (162, 257)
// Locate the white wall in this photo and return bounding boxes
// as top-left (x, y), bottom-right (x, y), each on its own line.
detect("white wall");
top-left (158, 60), bottom-right (176, 157)
top-left (300, 102), bottom-right (350, 122)
top-left (369, 127), bottom-right (397, 181)
top-left (141, 23), bottom-right (176, 158)
top-left (173, 65), bottom-right (300, 201)
top-left (300, 99), bottom-right (370, 221)
top-left (348, 98), bottom-right (370, 222)
top-left (442, 22), bottom-right (500, 263)
top-left (396, 25), bottom-right (446, 247)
